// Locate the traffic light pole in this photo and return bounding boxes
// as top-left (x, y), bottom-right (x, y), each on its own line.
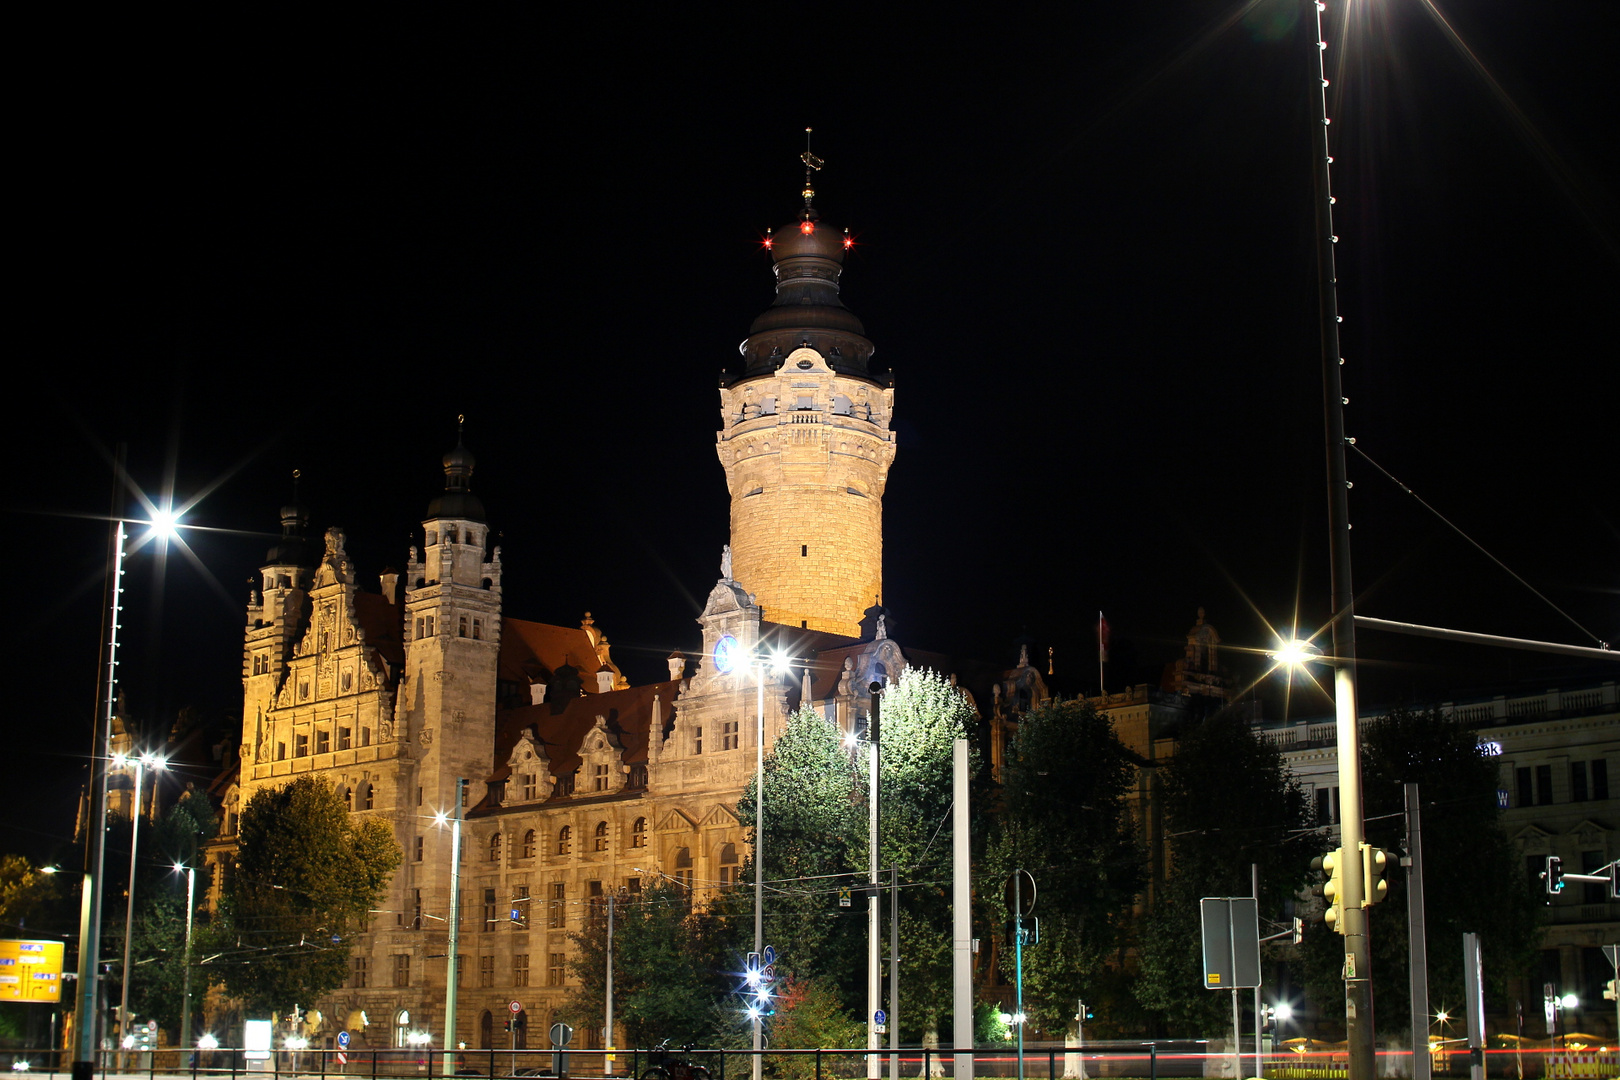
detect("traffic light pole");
top-left (1405, 784), bottom-right (1430, 1080)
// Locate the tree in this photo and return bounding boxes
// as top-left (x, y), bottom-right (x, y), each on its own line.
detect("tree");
top-left (0, 855), bottom-right (57, 931)
top-left (1134, 707), bottom-right (1312, 1036)
top-left (982, 698), bottom-right (1146, 1036)
top-left (210, 776), bottom-right (400, 1013)
top-left (565, 881), bottom-right (730, 1047)
top-left (766, 975), bottom-right (866, 1077)
top-left (1297, 707), bottom-right (1540, 1026)
top-left (731, 669), bottom-right (979, 1044)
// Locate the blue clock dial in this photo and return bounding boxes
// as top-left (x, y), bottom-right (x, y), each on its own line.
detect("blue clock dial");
top-left (713, 634), bottom-right (739, 675)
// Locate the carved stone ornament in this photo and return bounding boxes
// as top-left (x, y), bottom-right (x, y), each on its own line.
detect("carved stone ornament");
top-left (420, 728), bottom-right (433, 747)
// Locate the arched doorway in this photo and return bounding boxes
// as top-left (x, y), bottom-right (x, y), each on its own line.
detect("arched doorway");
top-left (515, 1009), bottom-right (528, 1050)
top-left (479, 1010), bottom-right (493, 1050)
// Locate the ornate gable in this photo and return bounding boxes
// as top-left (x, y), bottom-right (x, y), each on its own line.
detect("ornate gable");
top-left (657, 808), bottom-right (699, 832)
top-left (700, 804), bottom-right (740, 829)
top-left (579, 716), bottom-right (627, 794)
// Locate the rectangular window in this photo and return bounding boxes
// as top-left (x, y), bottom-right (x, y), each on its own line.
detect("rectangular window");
top-left (522, 774), bottom-right (537, 800)
top-left (352, 956), bottom-right (369, 988)
top-left (413, 887), bottom-right (423, 927)
top-left (277, 742), bottom-right (286, 761)
top-left (549, 883), bottom-right (565, 929)
top-left (1572, 761), bottom-right (1590, 803)
top-left (473, 618), bottom-right (483, 640)
top-left (484, 888), bottom-right (498, 931)
top-left (1517, 767), bottom-right (1534, 808)
top-left (338, 727), bottom-right (351, 751)
top-left (513, 953), bottom-right (529, 987)
top-left (361, 726), bottom-right (371, 747)
top-left (694, 726), bottom-right (703, 755)
top-left (626, 877), bottom-right (641, 896)
top-left (594, 764), bottom-right (609, 791)
top-left (479, 956), bottom-right (495, 988)
top-left (1537, 764), bottom-right (1555, 805)
top-left (556, 774), bottom-right (575, 797)
top-left (426, 615), bottom-right (435, 637)
top-left (459, 615), bottom-right (469, 638)
top-left (295, 733), bottom-right (309, 757)
top-left (415, 837), bottom-right (424, 862)
top-left (588, 880), bottom-right (604, 923)
top-left (455, 954), bottom-right (465, 987)
top-left (417, 787), bottom-right (424, 807)
top-left (316, 730), bottom-right (330, 755)
top-left (721, 720), bottom-right (739, 751)
top-left (415, 617), bottom-right (424, 639)
top-left (548, 953), bottom-right (565, 986)
top-left (394, 954), bottom-right (410, 987)
top-left (513, 885), bottom-right (530, 929)
top-left (1595, 759), bottom-right (1610, 801)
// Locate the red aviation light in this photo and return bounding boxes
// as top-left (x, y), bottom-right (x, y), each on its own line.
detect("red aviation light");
top-left (800, 220), bottom-right (815, 236)
top-left (843, 227), bottom-right (853, 250)
top-left (763, 227), bottom-right (774, 250)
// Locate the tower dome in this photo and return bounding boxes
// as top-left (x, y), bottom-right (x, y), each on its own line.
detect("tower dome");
top-left (426, 428), bottom-right (485, 522)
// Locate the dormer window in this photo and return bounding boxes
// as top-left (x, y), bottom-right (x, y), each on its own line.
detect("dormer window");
top-left (628, 764), bottom-right (647, 789)
top-left (556, 773), bottom-right (576, 797)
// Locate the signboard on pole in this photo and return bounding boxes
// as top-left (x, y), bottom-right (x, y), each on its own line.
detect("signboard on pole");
top-left (0, 940), bottom-right (64, 1003)
top-left (1199, 898), bottom-right (1260, 989)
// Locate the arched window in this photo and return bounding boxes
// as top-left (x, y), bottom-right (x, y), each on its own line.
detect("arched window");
top-left (521, 829), bottom-right (536, 859)
top-left (338, 785), bottom-right (352, 811)
top-left (674, 847), bottom-right (693, 892)
top-left (488, 833), bottom-right (503, 864)
top-left (631, 818), bottom-right (647, 848)
top-left (359, 781), bottom-right (374, 811)
top-left (394, 1009), bottom-right (411, 1048)
top-left (594, 821), bottom-right (609, 852)
top-left (719, 842), bottom-right (739, 886)
top-left (557, 826), bottom-right (572, 856)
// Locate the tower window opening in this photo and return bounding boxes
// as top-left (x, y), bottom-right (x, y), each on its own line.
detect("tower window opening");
top-left (801, 545), bottom-right (807, 557)
top-left (459, 616), bottom-right (469, 638)
top-left (473, 618), bottom-right (483, 639)
top-left (802, 620), bottom-right (808, 629)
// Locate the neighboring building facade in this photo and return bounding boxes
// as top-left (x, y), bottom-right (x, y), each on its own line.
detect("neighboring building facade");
top-left (206, 183), bottom-right (916, 1051)
top-left (1262, 678), bottom-right (1620, 1039)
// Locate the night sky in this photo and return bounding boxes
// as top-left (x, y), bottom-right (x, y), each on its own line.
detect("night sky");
top-left (12, 2), bottom-right (1615, 863)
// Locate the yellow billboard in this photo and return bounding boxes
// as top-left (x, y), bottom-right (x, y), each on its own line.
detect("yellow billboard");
top-left (0, 939), bottom-right (65, 1003)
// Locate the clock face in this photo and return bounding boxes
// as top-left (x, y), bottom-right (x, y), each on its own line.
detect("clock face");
top-left (713, 634), bottom-right (739, 675)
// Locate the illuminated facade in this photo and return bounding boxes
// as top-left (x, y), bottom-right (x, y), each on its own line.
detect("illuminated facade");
top-left (208, 187), bottom-right (910, 1052)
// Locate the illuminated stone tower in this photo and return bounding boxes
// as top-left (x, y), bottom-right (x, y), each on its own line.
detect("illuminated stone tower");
top-left (717, 157), bottom-right (895, 637)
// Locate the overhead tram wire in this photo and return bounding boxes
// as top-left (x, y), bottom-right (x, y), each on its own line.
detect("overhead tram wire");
top-left (1348, 442), bottom-right (1609, 649)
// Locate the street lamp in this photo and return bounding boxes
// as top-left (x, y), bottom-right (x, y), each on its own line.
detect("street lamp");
top-left (71, 495), bottom-right (187, 1080)
top-left (171, 863), bottom-right (197, 1055)
top-left (753, 647), bottom-right (790, 1080)
top-left (114, 750), bottom-right (166, 1067)
top-left (435, 780), bottom-right (466, 1077)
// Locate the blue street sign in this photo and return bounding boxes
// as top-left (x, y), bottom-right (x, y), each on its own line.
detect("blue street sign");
top-left (874, 1010), bottom-right (887, 1026)
top-left (337, 1032), bottom-right (350, 1050)
top-left (330, 935), bottom-right (341, 946)
top-left (762, 945), bottom-right (776, 966)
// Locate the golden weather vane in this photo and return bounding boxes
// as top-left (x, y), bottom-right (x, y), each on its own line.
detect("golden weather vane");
top-left (801, 127), bottom-right (824, 207)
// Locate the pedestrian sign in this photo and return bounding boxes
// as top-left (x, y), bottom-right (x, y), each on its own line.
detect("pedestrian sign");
top-left (874, 1010), bottom-right (886, 1025)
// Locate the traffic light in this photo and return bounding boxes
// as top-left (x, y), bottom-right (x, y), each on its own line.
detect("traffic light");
top-left (1362, 844), bottom-right (1391, 906)
top-left (1311, 848), bottom-right (1345, 934)
top-left (1544, 855), bottom-right (1565, 895)
top-left (1076, 1001), bottom-right (1094, 1022)
top-left (1291, 917), bottom-right (1304, 945)
top-left (1604, 980), bottom-right (1617, 1002)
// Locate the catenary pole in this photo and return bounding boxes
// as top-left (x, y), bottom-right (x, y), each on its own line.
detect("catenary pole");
top-left (442, 778), bottom-right (464, 1075)
top-left (1306, 3), bottom-right (1374, 1074)
top-left (951, 739), bottom-right (971, 1080)
top-left (1405, 784), bottom-right (1430, 1080)
top-left (868, 682), bottom-right (882, 1080)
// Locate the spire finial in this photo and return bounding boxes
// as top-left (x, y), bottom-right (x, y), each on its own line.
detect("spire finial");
top-left (800, 127), bottom-right (824, 212)
top-left (457, 413), bottom-right (466, 445)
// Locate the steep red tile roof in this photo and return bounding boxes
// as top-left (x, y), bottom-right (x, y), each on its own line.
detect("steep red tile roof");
top-left (499, 617), bottom-right (610, 686)
top-left (486, 679), bottom-right (680, 788)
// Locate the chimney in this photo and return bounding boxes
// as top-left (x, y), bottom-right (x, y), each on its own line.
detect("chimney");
top-left (529, 681), bottom-right (548, 706)
top-left (667, 652), bottom-right (686, 681)
top-left (379, 569), bottom-right (399, 605)
top-left (595, 666), bottom-right (615, 694)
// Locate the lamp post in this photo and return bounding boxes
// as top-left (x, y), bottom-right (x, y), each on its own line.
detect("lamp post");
top-left (172, 863), bottom-right (196, 1056)
top-left (752, 648), bottom-right (789, 1080)
top-left (115, 750), bottom-right (166, 1067)
top-left (438, 780), bottom-right (466, 1077)
top-left (866, 680), bottom-right (883, 1080)
top-left (71, 481), bottom-right (185, 1080)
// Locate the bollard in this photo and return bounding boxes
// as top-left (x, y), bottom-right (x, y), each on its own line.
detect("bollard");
top-left (1148, 1043), bottom-right (1156, 1080)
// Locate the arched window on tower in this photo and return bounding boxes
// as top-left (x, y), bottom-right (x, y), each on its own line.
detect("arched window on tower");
top-left (594, 821), bottom-right (609, 852)
top-left (488, 832), bottom-right (503, 864)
